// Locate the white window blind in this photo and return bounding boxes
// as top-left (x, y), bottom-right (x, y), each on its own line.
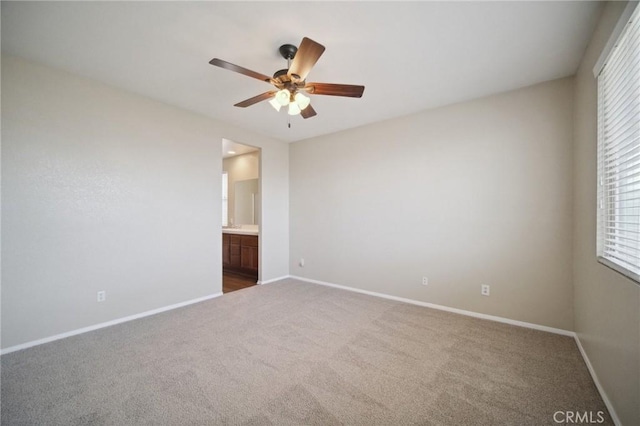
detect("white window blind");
top-left (597, 3), bottom-right (640, 282)
top-left (222, 172), bottom-right (229, 227)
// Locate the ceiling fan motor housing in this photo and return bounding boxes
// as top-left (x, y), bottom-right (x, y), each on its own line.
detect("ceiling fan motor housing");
top-left (272, 68), bottom-right (305, 92)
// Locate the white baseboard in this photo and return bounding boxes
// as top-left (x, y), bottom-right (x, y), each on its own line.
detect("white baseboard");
top-left (0, 292), bottom-right (223, 355)
top-left (573, 335), bottom-right (621, 426)
top-left (291, 275), bottom-right (573, 336)
top-left (258, 275), bottom-right (291, 285)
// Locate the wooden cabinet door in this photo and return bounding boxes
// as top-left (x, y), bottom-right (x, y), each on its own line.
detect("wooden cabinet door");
top-left (240, 236), bottom-right (258, 273)
top-left (230, 235), bottom-right (241, 268)
top-left (222, 234), bottom-right (230, 266)
top-left (250, 246), bottom-right (258, 270)
top-left (240, 247), bottom-right (257, 271)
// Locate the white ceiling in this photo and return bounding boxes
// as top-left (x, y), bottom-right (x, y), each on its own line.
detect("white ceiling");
top-left (222, 138), bottom-right (259, 159)
top-left (1, 1), bottom-right (602, 143)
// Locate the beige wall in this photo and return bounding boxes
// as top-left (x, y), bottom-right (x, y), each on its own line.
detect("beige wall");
top-left (1, 56), bottom-right (289, 350)
top-left (573, 2), bottom-right (640, 424)
top-left (290, 77), bottom-right (574, 330)
top-left (223, 151), bottom-right (260, 226)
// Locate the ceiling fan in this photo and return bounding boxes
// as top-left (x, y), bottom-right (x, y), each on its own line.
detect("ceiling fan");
top-left (209, 37), bottom-right (365, 119)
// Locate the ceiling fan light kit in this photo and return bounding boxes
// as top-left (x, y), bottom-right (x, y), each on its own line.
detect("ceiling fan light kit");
top-left (268, 98), bottom-right (282, 112)
top-left (275, 89), bottom-right (291, 106)
top-left (209, 37), bottom-right (365, 121)
top-left (288, 102), bottom-right (301, 116)
top-left (295, 92), bottom-right (311, 110)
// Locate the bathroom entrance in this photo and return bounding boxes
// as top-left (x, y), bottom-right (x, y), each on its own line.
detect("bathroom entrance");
top-left (221, 139), bottom-right (261, 293)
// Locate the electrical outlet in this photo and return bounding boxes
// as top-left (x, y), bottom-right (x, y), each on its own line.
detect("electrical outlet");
top-left (97, 291), bottom-right (106, 302)
top-left (481, 285), bottom-right (490, 296)
top-left (422, 276), bottom-right (428, 286)
top-left (299, 258), bottom-right (305, 267)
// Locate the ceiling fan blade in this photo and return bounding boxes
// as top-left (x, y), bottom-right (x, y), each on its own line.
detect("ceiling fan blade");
top-left (209, 58), bottom-right (272, 83)
top-left (300, 104), bottom-right (317, 119)
top-left (234, 91), bottom-right (277, 108)
top-left (305, 83), bottom-right (365, 98)
top-left (288, 37), bottom-right (325, 81)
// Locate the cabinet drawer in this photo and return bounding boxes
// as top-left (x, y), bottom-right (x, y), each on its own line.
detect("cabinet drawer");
top-left (230, 235), bottom-right (242, 245)
top-left (241, 235), bottom-right (258, 247)
top-left (241, 246), bottom-right (258, 270)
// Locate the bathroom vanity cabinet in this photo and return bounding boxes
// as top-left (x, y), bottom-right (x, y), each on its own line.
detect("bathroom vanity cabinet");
top-left (222, 233), bottom-right (258, 279)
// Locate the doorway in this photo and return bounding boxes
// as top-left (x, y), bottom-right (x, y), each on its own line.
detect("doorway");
top-left (221, 138), bottom-right (261, 293)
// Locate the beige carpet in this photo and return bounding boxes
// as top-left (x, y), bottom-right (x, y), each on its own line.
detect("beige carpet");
top-left (1, 278), bottom-right (611, 425)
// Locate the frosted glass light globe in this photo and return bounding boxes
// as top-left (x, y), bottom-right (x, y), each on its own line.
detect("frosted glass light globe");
top-left (288, 102), bottom-right (301, 115)
top-left (295, 92), bottom-right (311, 110)
top-left (275, 89), bottom-right (291, 106)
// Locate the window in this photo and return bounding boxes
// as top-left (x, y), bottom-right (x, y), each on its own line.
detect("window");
top-left (222, 172), bottom-right (229, 227)
top-left (596, 2), bottom-right (640, 282)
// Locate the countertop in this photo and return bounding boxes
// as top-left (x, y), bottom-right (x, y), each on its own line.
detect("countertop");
top-left (222, 227), bottom-right (259, 236)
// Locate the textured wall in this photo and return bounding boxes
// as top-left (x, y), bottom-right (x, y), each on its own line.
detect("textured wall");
top-left (290, 77), bottom-right (574, 330)
top-left (1, 56), bottom-right (289, 349)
